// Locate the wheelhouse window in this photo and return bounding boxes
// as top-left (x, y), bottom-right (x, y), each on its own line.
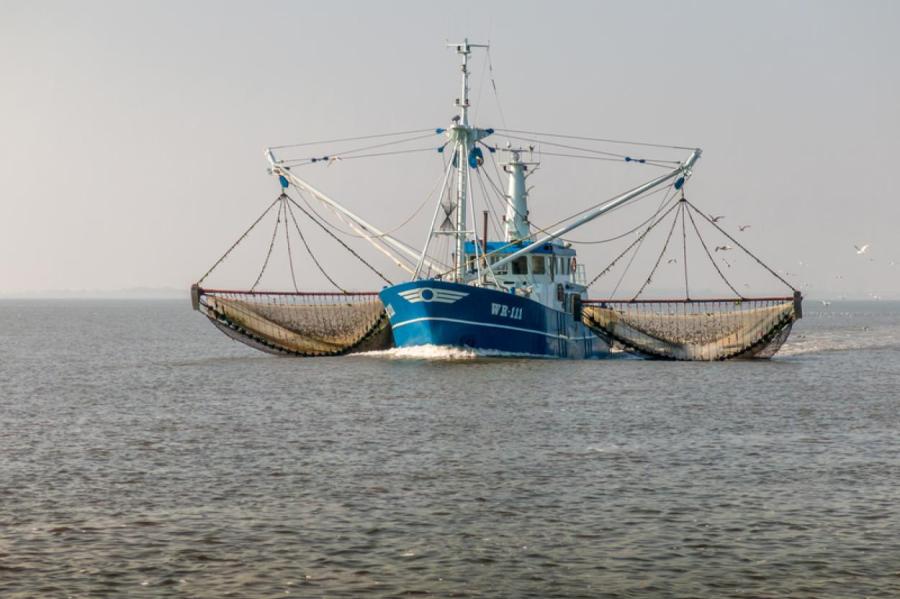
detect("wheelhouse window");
top-left (490, 255), bottom-right (508, 275)
top-left (511, 256), bottom-right (528, 275)
top-left (531, 255), bottom-right (546, 275)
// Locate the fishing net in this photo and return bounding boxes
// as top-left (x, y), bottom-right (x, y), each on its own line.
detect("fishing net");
top-left (581, 295), bottom-right (801, 360)
top-left (193, 286), bottom-right (393, 356)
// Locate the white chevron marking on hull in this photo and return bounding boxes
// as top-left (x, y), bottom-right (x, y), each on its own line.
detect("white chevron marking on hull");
top-left (398, 287), bottom-right (469, 304)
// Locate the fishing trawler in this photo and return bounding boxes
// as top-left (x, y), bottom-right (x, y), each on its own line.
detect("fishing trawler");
top-left (192, 40), bottom-right (802, 360)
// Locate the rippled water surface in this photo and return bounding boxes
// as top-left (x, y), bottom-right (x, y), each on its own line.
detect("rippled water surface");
top-left (1, 300), bottom-right (899, 598)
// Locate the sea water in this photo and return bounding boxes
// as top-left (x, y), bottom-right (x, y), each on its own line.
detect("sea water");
top-left (1, 300), bottom-right (898, 598)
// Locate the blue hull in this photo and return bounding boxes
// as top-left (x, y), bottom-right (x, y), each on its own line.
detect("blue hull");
top-left (379, 280), bottom-right (611, 359)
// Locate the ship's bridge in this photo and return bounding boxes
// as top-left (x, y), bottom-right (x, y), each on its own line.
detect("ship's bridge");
top-left (464, 240), bottom-right (585, 287)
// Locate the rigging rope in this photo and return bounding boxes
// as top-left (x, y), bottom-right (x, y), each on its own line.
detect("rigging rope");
top-left (471, 49), bottom-right (490, 123)
top-left (610, 232), bottom-right (645, 299)
top-left (280, 146), bottom-right (439, 166)
top-left (494, 128), bottom-right (696, 151)
top-left (529, 150), bottom-right (676, 168)
top-left (680, 202), bottom-right (690, 299)
top-left (284, 194), bottom-right (393, 285)
top-left (487, 47), bottom-right (509, 130)
top-left (283, 197), bottom-right (347, 292)
top-left (475, 161), bottom-right (514, 235)
top-left (684, 203), bottom-right (744, 299)
top-left (281, 133), bottom-right (439, 165)
top-left (251, 200), bottom-right (284, 291)
top-left (631, 202), bottom-right (682, 300)
top-left (479, 151), bottom-right (677, 247)
top-left (474, 168), bottom-right (505, 239)
top-left (196, 195), bottom-right (282, 285)
top-left (293, 187), bottom-right (419, 271)
top-left (606, 191), bottom-right (680, 297)
top-left (428, 154), bottom-right (682, 281)
top-left (321, 131), bottom-right (439, 157)
top-left (282, 197), bottom-right (300, 292)
top-left (588, 194), bottom-right (797, 301)
top-left (292, 188), bottom-right (360, 239)
top-left (685, 199), bottom-right (798, 292)
top-left (584, 200), bottom-right (681, 289)
top-left (268, 128), bottom-right (435, 150)
top-left (414, 158), bottom-right (456, 278)
top-left (496, 133), bottom-right (682, 164)
top-left (290, 162), bottom-right (450, 241)
top-left (560, 185), bottom-right (676, 244)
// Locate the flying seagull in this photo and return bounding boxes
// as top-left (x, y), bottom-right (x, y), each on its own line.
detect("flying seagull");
top-left (714, 245), bottom-right (733, 252)
top-left (738, 225), bottom-right (751, 231)
top-left (855, 244), bottom-right (870, 255)
top-left (710, 215), bottom-right (725, 223)
top-left (667, 258), bottom-right (678, 264)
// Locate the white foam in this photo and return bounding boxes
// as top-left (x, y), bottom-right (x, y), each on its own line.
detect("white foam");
top-left (358, 344), bottom-right (552, 361)
top-left (779, 332), bottom-right (900, 356)
top-left (778, 320), bottom-right (900, 356)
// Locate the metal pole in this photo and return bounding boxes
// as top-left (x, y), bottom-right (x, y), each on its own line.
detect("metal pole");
top-left (455, 138), bottom-right (468, 281)
top-left (269, 160), bottom-right (448, 273)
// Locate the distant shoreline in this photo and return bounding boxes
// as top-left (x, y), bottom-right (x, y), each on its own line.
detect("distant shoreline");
top-left (0, 289), bottom-right (188, 300)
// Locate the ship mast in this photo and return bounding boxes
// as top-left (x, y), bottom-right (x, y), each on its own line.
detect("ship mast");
top-left (448, 39), bottom-right (488, 282)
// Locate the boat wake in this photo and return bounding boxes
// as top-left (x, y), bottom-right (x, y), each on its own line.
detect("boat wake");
top-left (778, 314), bottom-right (900, 356)
top-left (358, 344), bottom-right (553, 361)
top-left (779, 332), bottom-right (900, 356)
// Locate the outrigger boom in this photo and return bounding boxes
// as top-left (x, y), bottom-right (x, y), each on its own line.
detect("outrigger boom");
top-left (265, 149), bottom-right (450, 275)
top-left (488, 148), bottom-right (702, 273)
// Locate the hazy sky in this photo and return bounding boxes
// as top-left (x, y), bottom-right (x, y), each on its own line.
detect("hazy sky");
top-left (2, 0), bottom-right (899, 299)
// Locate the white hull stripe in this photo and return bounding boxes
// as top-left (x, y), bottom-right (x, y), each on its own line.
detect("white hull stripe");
top-left (390, 316), bottom-right (596, 341)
